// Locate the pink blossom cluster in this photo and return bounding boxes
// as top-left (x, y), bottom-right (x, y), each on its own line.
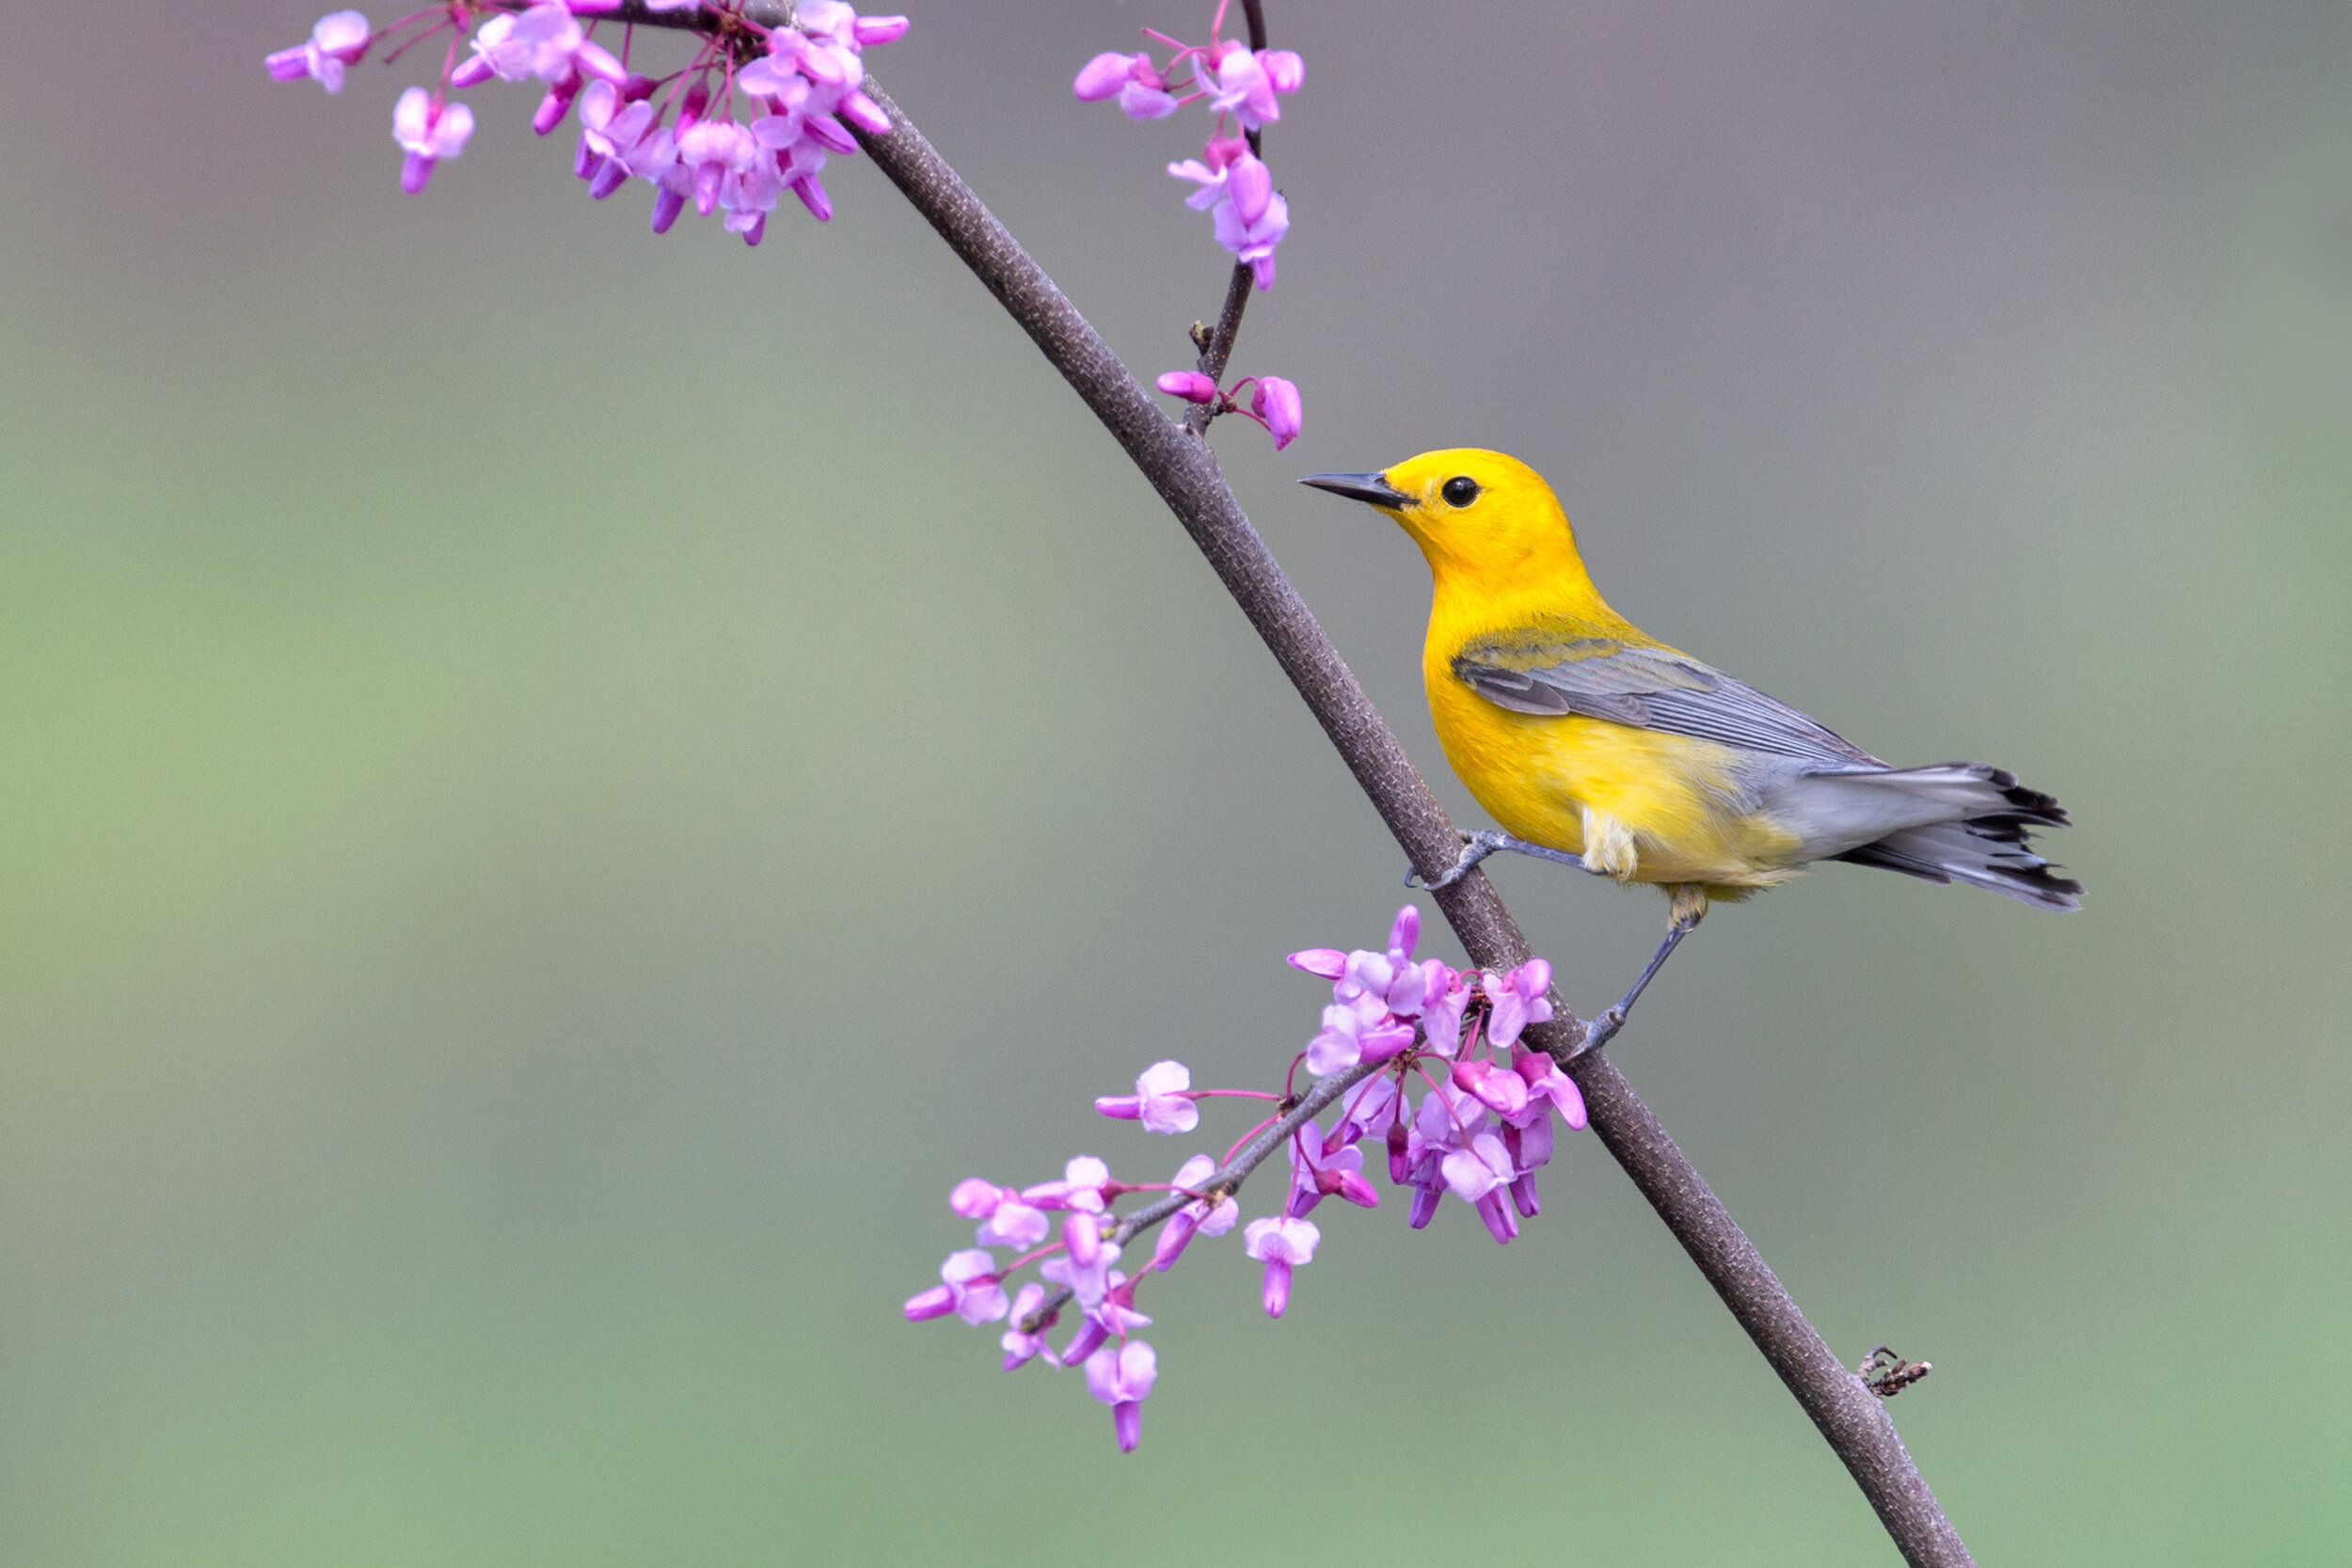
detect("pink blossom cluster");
top-left (265, 1), bottom-right (908, 243)
top-left (1072, 1), bottom-right (1302, 288)
top-left (1155, 370), bottom-right (1302, 450)
top-left (904, 906), bottom-right (1583, 1453)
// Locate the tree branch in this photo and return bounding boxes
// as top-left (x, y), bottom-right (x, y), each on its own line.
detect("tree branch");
top-left (840, 76), bottom-right (1975, 1568)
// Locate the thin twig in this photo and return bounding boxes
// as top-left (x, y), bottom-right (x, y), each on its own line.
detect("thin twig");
top-left (1017, 1059), bottom-right (1384, 1332)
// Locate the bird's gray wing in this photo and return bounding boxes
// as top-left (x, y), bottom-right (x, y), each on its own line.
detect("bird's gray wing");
top-left (1451, 630), bottom-right (1883, 770)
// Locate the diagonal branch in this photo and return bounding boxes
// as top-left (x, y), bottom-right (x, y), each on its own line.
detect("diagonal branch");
top-left (840, 79), bottom-right (1975, 1568)
top-left (593, 5), bottom-right (1963, 1560)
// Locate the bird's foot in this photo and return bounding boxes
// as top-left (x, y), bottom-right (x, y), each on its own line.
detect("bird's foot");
top-left (1573, 906), bottom-right (1703, 1058)
top-left (1407, 832), bottom-right (1587, 891)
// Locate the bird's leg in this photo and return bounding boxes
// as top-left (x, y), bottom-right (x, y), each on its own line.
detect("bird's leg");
top-left (1580, 884), bottom-right (1708, 1054)
top-left (1410, 831), bottom-right (1588, 891)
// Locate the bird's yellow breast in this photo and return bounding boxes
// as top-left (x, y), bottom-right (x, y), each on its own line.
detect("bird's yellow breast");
top-left (1422, 607), bottom-right (1806, 891)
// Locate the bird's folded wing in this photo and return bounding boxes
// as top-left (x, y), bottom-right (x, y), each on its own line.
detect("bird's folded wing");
top-left (1452, 634), bottom-right (1883, 769)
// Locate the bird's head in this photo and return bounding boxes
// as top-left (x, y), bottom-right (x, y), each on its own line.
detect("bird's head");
top-left (1300, 449), bottom-right (1586, 585)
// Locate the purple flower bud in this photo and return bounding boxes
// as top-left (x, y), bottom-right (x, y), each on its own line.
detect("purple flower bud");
top-left (1262, 49), bottom-right (1306, 94)
top-left (588, 158), bottom-right (629, 199)
top-left (1251, 376), bottom-right (1302, 451)
top-left (855, 14), bottom-right (912, 46)
top-left (1387, 1120), bottom-right (1411, 1185)
top-left (399, 152), bottom-right (436, 195)
top-left (1151, 1209), bottom-right (1200, 1272)
top-left (1335, 1170), bottom-right (1381, 1209)
top-left (1061, 1313), bottom-right (1109, 1366)
top-left (1112, 1400), bottom-right (1144, 1453)
top-left (533, 75), bottom-right (582, 136)
top-left (650, 184), bottom-right (686, 233)
top-left (1096, 1095), bottom-right (1143, 1119)
top-left (903, 1284), bottom-right (955, 1321)
top-left (1155, 371), bottom-right (1220, 404)
top-left (1408, 1181), bottom-right (1441, 1228)
top-left (793, 174), bottom-right (833, 221)
top-left (840, 90), bottom-right (891, 135)
top-left (1288, 948), bottom-right (1347, 978)
top-left (1475, 1190), bottom-right (1519, 1244)
top-left (1509, 1171), bottom-right (1541, 1218)
top-left (1388, 903), bottom-right (1421, 960)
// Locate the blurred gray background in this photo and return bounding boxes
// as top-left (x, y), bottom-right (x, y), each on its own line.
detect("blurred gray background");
top-left (3, 0), bottom-right (2347, 1561)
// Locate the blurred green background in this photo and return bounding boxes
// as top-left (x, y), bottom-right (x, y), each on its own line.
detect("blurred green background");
top-left (4, 0), bottom-right (2348, 1561)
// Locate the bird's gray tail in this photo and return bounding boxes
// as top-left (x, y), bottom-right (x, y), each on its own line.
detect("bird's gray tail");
top-left (1829, 763), bottom-right (2083, 911)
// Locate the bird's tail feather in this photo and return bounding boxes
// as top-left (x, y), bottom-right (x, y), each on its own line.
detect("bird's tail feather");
top-left (1829, 763), bottom-right (2081, 911)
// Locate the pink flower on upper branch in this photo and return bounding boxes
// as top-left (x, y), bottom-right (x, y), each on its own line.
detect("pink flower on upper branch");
top-left (1210, 45), bottom-right (1304, 130)
top-left (391, 88), bottom-right (473, 194)
top-left (1094, 1059), bottom-right (1200, 1134)
top-left (1085, 1339), bottom-right (1158, 1452)
top-left (1022, 1155), bottom-right (1114, 1214)
top-left (949, 1177), bottom-right (1052, 1249)
top-left (266, 10), bottom-right (371, 93)
top-left (1216, 156), bottom-right (1290, 287)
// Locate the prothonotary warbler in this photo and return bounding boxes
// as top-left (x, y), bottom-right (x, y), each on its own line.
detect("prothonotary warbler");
top-left (1304, 450), bottom-right (2079, 1039)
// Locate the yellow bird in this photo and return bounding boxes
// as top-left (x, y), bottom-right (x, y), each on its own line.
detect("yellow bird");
top-left (1304, 450), bottom-right (2078, 1037)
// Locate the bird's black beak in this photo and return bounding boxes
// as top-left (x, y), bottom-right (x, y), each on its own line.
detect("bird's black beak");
top-left (1300, 471), bottom-right (1414, 510)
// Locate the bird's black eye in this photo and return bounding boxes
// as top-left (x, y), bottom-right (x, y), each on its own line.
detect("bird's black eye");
top-left (1441, 476), bottom-right (1482, 507)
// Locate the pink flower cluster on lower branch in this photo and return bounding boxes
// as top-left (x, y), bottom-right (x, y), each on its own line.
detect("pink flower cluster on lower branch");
top-left (904, 904), bottom-right (1584, 1452)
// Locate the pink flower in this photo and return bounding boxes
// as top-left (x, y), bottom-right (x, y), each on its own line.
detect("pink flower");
top-left (998, 1282), bottom-right (1061, 1370)
top-left (1249, 381), bottom-right (1305, 451)
top-left (391, 87), bottom-right (473, 194)
top-left (1040, 1225), bottom-right (1122, 1308)
top-left (676, 118), bottom-right (755, 216)
top-left (1022, 1155), bottom-right (1113, 1214)
top-left (1288, 947), bottom-right (1347, 978)
top-left (1451, 1056), bottom-right (1531, 1118)
top-left (1243, 1215), bottom-right (1321, 1317)
top-left (1209, 47), bottom-right (1303, 131)
top-left (947, 1177), bottom-right (1052, 1249)
top-left (1486, 958), bottom-right (1555, 1047)
top-left (1151, 1152), bottom-right (1238, 1273)
top-left (1092, 1059), bottom-right (1200, 1133)
top-left (903, 1247), bottom-right (1009, 1325)
top-left (265, 10), bottom-right (371, 93)
top-left (1084, 1339), bottom-right (1158, 1452)
top-left (1212, 154), bottom-right (1289, 288)
top-left (1286, 1119), bottom-right (1379, 1216)
top-left (1304, 997), bottom-right (1415, 1076)
top-left (1251, 376), bottom-right (1302, 451)
top-left (1508, 1047), bottom-right (1588, 1132)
